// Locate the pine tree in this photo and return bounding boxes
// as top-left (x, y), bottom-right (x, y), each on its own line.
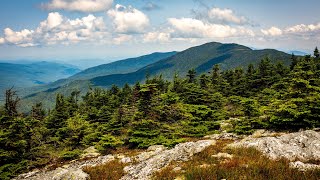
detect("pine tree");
top-left (31, 103), bottom-right (45, 120)
top-left (187, 69), bottom-right (196, 83)
top-left (314, 47), bottom-right (319, 59)
top-left (290, 53), bottom-right (298, 70)
top-left (211, 64), bottom-right (221, 85)
top-left (199, 74), bottom-right (209, 89)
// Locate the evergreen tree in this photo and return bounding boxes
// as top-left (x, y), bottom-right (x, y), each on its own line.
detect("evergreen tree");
top-left (314, 47), bottom-right (319, 59)
top-left (187, 69), bottom-right (196, 83)
top-left (31, 103), bottom-right (45, 120)
top-left (290, 53), bottom-right (298, 70)
top-left (199, 74), bottom-right (210, 89)
top-left (211, 64), bottom-right (221, 85)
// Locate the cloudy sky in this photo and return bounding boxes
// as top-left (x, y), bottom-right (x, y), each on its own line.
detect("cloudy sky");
top-left (0, 0), bottom-right (319, 61)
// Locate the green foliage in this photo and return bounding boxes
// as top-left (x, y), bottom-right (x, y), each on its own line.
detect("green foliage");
top-left (128, 119), bottom-right (162, 148)
top-left (95, 134), bottom-right (124, 153)
top-left (61, 149), bottom-right (82, 160)
top-left (232, 118), bottom-right (256, 135)
top-left (0, 161), bottom-right (28, 180)
top-left (182, 104), bottom-right (222, 136)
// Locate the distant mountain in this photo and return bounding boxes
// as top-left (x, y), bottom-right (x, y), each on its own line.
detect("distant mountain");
top-left (0, 61), bottom-right (81, 94)
top-left (288, 50), bottom-right (309, 56)
top-left (91, 42), bottom-right (292, 87)
top-left (69, 52), bottom-right (177, 80)
top-left (17, 52), bottom-right (177, 111)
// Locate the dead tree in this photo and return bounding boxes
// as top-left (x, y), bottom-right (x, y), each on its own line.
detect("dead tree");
top-left (5, 87), bottom-right (20, 117)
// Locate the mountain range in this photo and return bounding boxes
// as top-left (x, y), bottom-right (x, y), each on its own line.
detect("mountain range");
top-left (0, 61), bottom-right (80, 96)
top-left (16, 52), bottom-right (176, 111)
top-left (3, 42), bottom-right (293, 111)
top-left (92, 42), bottom-right (292, 87)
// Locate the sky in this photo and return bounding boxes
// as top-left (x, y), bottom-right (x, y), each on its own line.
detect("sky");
top-left (0, 0), bottom-right (319, 62)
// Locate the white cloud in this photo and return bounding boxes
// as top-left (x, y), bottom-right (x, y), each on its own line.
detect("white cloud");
top-left (3, 28), bottom-right (35, 47)
top-left (0, 38), bottom-right (4, 44)
top-left (208, 8), bottom-right (249, 25)
top-left (285, 23), bottom-right (320, 34)
top-left (143, 31), bottom-right (171, 43)
top-left (168, 18), bottom-right (254, 39)
top-left (41, 13), bottom-right (107, 44)
top-left (113, 34), bottom-right (132, 44)
top-left (261, 26), bottom-right (283, 36)
top-left (107, 4), bottom-right (150, 34)
top-left (0, 12), bottom-right (110, 47)
top-left (43, 0), bottom-right (113, 12)
top-left (38, 12), bottom-right (63, 31)
top-left (261, 23), bottom-right (320, 38)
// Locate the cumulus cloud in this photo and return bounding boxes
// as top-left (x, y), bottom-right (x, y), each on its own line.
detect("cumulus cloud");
top-left (3, 28), bottom-right (35, 47)
top-left (0, 12), bottom-right (109, 47)
top-left (143, 31), bottom-right (171, 43)
top-left (113, 34), bottom-right (133, 44)
top-left (192, 7), bottom-right (251, 26)
top-left (261, 26), bottom-right (283, 36)
top-left (107, 4), bottom-right (150, 34)
top-left (168, 18), bottom-right (254, 39)
top-left (207, 8), bottom-right (249, 25)
top-left (261, 23), bottom-right (320, 39)
top-left (41, 13), bottom-right (107, 44)
top-left (38, 12), bottom-right (63, 30)
top-left (0, 38), bottom-right (4, 44)
top-left (285, 23), bottom-right (320, 34)
top-left (42, 0), bottom-right (113, 12)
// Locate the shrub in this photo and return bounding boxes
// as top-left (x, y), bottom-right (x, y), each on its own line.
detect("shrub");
top-left (83, 160), bottom-right (126, 180)
top-left (95, 134), bottom-right (124, 154)
top-left (61, 149), bottom-right (82, 160)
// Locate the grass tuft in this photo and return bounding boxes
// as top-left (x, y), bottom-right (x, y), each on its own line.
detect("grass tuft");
top-left (83, 160), bottom-right (126, 180)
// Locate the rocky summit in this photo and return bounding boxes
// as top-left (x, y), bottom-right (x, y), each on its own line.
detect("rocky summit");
top-left (230, 130), bottom-right (320, 171)
top-left (121, 140), bottom-right (215, 180)
top-left (14, 139), bottom-right (215, 180)
top-left (13, 130), bottom-right (320, 179)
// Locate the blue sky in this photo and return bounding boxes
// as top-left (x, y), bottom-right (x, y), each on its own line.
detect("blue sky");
top-left (0, 0), bottom-right (319, 62)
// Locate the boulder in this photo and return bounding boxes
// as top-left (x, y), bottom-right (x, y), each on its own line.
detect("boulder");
top-left (13, 155), bottom-right (115, 180)
top-left (230, 130), bottom-right (320, 162)
top-left (121, 140), bottom-right (215, 180)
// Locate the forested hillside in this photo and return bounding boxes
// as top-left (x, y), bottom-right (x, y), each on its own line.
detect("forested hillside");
top-left (69, 52), bottom-right (177, 80)
top-left (92, 42), bottom-right (292, 87)
top-left (16, 52), bottom-right (177, 112)
top-left (1, 47), bottom-right (319, 179)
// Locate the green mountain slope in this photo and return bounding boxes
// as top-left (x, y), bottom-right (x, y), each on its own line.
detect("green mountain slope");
top-left (69, 52), bottom-right (177, 80)
top-left (18, 52), bottom-right (177, 111)
top-left (91, 42), bottom-right (292, 87)
top-left (18, 52), bottom-right (177, 97)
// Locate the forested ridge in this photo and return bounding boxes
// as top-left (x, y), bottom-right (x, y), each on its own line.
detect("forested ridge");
top-left (1, 48), bottom-right (320, 179)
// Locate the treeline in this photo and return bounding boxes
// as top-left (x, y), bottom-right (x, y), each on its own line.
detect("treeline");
top-left (1, 48), bottom-right (320, 179)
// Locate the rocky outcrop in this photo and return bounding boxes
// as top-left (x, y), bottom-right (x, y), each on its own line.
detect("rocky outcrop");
top-left (204, 132), bottom-right (242, 140)
top-left (15, 130), bottom-right (320, 179)
top-left (289, 161), bottom-right (320, 171)
top-left (121, 140), bottom-right (216, 180)
top-left (13, 155), bottom-right (115, 180)
top-left (230, 130), bottom-right (320, 171)
top-left (80, 146), bottom-right (101, 159)
top-left (14, 140), bottom-right (215, 180)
